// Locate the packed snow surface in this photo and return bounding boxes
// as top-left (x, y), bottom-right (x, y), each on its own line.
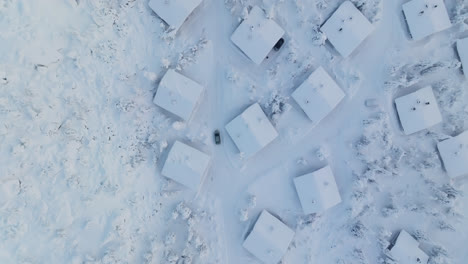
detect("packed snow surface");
top-left (1, 0), bottom-right (468, 263)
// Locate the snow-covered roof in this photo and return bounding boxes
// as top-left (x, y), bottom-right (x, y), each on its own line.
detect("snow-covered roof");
top-left (231, 6), bottom-right (285, 64)
top-left (293, 166), bottom-right (342, 215)
top-left (395, 86), bottom-right (442, 135)
top-left (320, 1), bottom-right (374, 57)
top-left (402, 0), bottom-right (451, 41)
top-left (148, 0), bottom-right (203, 32)
top-left (243, 210), bottom-right (295, 264)
top-left (153, 69), bottom-right (204, 121)
top-left (225, 103), bottom-right (278, 158)
top-left (161, 141), bottom-right (211, 190)
top-left (388, 230), bottom-right (429, 264)
top-left (437, 130), bottom-right (468, 179)
top-left (291, 67), bottom-right (345, 125)
top-left (457, 37), bottom-right (468, 76)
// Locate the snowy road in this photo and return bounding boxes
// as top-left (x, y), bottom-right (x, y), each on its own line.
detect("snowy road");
top-left (1, 0), bottom-right (468, 263)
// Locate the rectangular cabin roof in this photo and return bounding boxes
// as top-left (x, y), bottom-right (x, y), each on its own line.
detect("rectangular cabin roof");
top-left (148, 0), bottom-right (203, 32)
top-left (437, 130), bottom-right (468, 179)
top-left (153, 69), bottom-right (204, 121)
top-left (293, 166), bottom-right (342, 215)
top-left (225, 103), bottom-right (278, 158)
top-left (243, 210), bottom-right (294, 264)
top-left (292, 66), bottom-right (345, 126)
top-left (161, 141), bottom-right (211, 190)
top-left (231, 6), bottom-right (285, 64)
top-left (395, 86), bottom-right (442, 135)
top-left (402, 0), bottom-right (451, 41)
top-left (320, 1), bottom-right (374, 57)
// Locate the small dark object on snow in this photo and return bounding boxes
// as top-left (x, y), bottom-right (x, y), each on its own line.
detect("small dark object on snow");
top-left (273, 38), bottom-right (285, 51)
top-left (214, 130), bottom-right (221, 145)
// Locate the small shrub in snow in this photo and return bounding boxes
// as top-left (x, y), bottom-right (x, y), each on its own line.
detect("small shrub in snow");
top-left (175, 202), bottom-right (192, 220)
top-left (352, 248), bottom-right (369, 263)
top-left (452, 1), bottom-right (468, 27)
top-left (247, 194), bottom-right (257, 209)
top-left (311, 25), bottom-right (327, 46)
top-left (239, 208), bottom-right (249, 221)
top-left (377, 228), bottom-right (392, 250)
top-left (428, 245), bottom-right (450, 264)
top-left (437, 220), bottom-right (455, 232)
top-left (164, 232), bottom-right (176, 246)
top-left (351, 0), bottom-right (383, 23)
top-left (264, 90), bottom-right (290, 123)
top-left (386, 59), bottom-right (460, 91)
top-left (381, 203), bottom-right (398, 218)
top-left (297, 214), bottom-right (318, 228)
top-left (429, 182), bottom-right (463, 206)
top-left (350, 220), bottom-right (367, 238)
top-left (176, 38), bottom-right (209, 71)
top-left (315, 146), bottom-right (330, 161)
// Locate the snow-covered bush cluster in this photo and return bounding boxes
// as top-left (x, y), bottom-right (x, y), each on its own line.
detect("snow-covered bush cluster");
top-left (351, 0), bottom-right (383, 23)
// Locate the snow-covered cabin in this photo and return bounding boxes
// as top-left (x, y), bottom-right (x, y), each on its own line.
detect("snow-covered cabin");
top-left (320, 1), bottom-right (374, 57)
top-left (225, 103), bottom-right (278, 158)
top-left (291, 67), bottom-right (345, 125)
top-left (243, 210), bottom-right (295, 264)
top-left (387, 230), bottom-right (429, 264)
top-left (437, 130), bottom-right (468, 179)
top-left (231, 6), bottom-right (285, 64)
top-left (457, 37), bottom-right (468, 75)
top-left (161, 141), bottom-right (211, 190)
top-left (293, 166), bottom-right (342, 215)
top-left (148, 0), bottom-right (203, 32)
top-left (402, 0), bottom-right (451, 41)
top-left (153, 69), bottom-right (204, 121)
top-left (395, 86), bottom-right (442, 135)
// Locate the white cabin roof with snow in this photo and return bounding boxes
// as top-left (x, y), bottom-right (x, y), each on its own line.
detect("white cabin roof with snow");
top-left (148, 0), bottom-right (202, 32)
top-left (437, 130), bottom-right (468, 179)
top-left (395, 86), bottom-right (442, 135)
top-left (402, 0), bottom-right (451, 41)
top-left (153, 69), bottom-right (204, 121)
top-left (292, 66), bottom-right (345, 125)
top-left (388, 230), bottom-right (429, 264)
top-left (457, 37), bottom-right (468, 76)
top-left (231, 6), bottom-right (285, 64)
top-left (320, 1), bottom-right (374, 57)
top-left (293, 166), bottom-right (342, 215)
top-left (161, 141), bottom-right (211, 190)
top-left (243, 210), bottom-right (294, 264)
top-left (225, 103), bottom-right (278, 158)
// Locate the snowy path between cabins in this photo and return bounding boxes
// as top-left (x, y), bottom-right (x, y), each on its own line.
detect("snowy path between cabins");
top-left (0, 0), bottom-right (468, 263)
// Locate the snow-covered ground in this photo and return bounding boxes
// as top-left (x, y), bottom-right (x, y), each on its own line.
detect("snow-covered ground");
top-left (0, 0), bottom-right (467, 263)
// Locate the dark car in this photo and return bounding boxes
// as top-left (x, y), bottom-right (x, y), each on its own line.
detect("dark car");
top-left (214, 130), bottom-right (221, 145)
top-left (273, 38), bottom-right (285, 51)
